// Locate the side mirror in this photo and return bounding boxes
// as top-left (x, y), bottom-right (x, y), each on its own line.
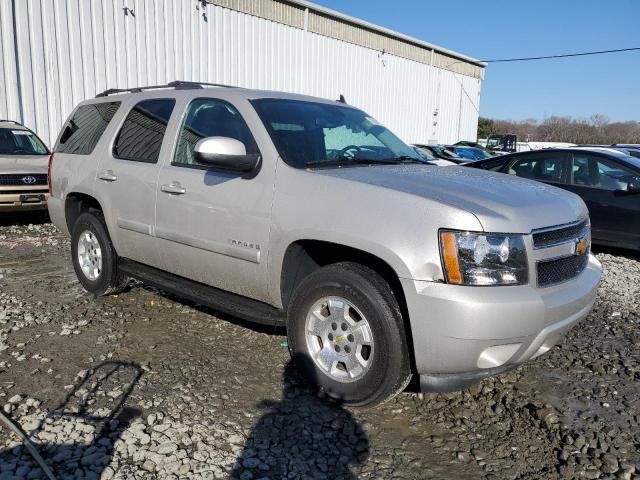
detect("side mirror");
top-left (627, 177), bottom-right (640, 193)
top-left (193, 137), bottom-right (259, 174)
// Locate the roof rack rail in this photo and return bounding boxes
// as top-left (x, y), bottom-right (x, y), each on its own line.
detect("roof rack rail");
top-left (95, 80), bottom-right (237, 98)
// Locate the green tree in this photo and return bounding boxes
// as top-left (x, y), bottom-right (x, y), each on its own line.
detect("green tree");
top-left (477, 117), bottom-right (496, 139)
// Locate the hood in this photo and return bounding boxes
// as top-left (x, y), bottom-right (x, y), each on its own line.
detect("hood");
top-left (314, 164), bottom-right (587, 233)
top-left (0, 155), bottom-right (49, 174)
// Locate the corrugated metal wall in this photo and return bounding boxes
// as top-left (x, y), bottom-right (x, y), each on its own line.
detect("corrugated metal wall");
top-left (0, 0), bottom-right (481, 147)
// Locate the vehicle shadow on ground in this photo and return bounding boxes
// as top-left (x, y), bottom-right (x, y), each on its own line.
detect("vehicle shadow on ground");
top-left (0, 211), bottom-right (50, 226)
top-left (592, 244), bottom-right (640, 261)
top-left (233, 353), bottom-right (369, 480)
top-left (0, 361), bottom-right (142, 479)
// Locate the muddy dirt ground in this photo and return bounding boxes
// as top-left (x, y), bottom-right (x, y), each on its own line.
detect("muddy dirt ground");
top-left (0, 213), bottom-right (639, 480)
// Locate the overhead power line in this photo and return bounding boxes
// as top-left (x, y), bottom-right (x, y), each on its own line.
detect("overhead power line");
top-left (481, 47), bottom-right (640, 63)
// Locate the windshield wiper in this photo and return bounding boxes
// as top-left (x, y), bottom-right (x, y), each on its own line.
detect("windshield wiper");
top-left (378, 155), bottom-right (428, 164)
top-left (305, 157), bottom-right (404, 168)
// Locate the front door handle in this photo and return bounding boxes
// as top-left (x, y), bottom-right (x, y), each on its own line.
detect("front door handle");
top-left (161, 182), bottom-right (187, 195)
top-left (98, 170), bottom-right (117, 182)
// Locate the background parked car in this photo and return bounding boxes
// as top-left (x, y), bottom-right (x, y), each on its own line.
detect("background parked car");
top-left (446, 145), bottom-right (494, 161)
top-left (468, 148), bottom-right (640, 250)
top-left (610, 145), bottom-right (640, 159)
top-left (574, 145), bottom-right (640, 160)
top-left (0, 120), bottom-right (50, 213)
top-left (413, 144), bottom-right (467, 164)
top-left (454, 141), bottom-right (505, 156)
top-left (412, 146), bottom-right (456, 166)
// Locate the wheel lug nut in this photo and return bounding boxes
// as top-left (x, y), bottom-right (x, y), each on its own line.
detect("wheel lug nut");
top-left (344, 346), bottom-right (351, 354)
top-left (347, 334), bottom-right (354, 342)
top-left (331, 323), bottom-right (337, 330)
top-left (341, 323), bottom-right (347, 331)
top-left (334, 345), bottom-right (340, 352)
top-left (328, 333), bottom-right (333, 341)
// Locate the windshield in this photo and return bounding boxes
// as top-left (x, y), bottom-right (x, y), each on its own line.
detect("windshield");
top-left (0, 127), bottom-right (48, 155)
top-left (252, 99), bottom-right (423, 168)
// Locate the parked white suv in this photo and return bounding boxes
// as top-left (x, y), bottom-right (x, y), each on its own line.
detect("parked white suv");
top-left (48, 82), bottom-right (601, 405)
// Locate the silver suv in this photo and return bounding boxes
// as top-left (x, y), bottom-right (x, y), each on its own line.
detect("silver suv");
top-left (48, 82), bottom-right (601, 405)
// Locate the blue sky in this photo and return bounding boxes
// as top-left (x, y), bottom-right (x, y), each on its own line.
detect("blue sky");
top-left (312, 0), bottom-right (640, 122)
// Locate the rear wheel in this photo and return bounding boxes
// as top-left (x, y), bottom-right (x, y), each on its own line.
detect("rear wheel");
top-left (287, 262), bottom-right (411, 406)
top-left (71, 211), bottom-right (128, 296)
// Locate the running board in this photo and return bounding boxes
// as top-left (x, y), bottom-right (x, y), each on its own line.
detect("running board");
top-left (118, 259), bottom-right (285, 326)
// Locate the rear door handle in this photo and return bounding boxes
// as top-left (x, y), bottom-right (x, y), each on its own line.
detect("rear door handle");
top-left (98, 170), bottom-right (118, 182)
top-left (161, 182), bottom-right (187, 195)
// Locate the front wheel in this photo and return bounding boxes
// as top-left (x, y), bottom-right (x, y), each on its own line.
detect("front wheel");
top-left (71, 211), bottom-right (128, 296)
top-left (287, 262), bottom-right (411, 406)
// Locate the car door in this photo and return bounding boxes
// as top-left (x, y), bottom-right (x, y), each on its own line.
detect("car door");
top-left (563, 152), bottom-right (640, 248)
top-left (154, 96), bottom-right (276, 304)
top-left (94, 97), bottom-right (176, 268)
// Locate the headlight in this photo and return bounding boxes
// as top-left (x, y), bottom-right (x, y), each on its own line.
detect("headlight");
top-left (439, 230), bottom-right (528, 286)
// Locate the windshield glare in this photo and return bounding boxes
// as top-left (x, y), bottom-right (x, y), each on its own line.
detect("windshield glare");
top-left (252, 99), bottom-right (422, 168)
top-left (0, 128), bottom-right (48, 155)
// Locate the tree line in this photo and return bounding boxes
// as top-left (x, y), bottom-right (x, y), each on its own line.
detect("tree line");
top-left (477, 115), bottom-right (640, 144)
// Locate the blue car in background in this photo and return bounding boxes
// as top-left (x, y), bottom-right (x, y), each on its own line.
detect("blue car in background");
top-left (446, 146), bottom-right (494, 161)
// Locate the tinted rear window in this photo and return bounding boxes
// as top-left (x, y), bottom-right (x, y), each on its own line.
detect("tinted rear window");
top-left (57, 102), bottom-right (121, 154)
top-left (113, 99), bottom-right (175, 163)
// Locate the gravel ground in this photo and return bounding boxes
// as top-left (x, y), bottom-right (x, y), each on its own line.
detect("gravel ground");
top-left (0, 214), bottom-right (639, 480)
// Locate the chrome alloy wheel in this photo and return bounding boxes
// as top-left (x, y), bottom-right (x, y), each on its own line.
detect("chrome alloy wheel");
top-left (304, 296), bottom-right (374, 383)
top-left (77, 230), bottom-right (103, 281)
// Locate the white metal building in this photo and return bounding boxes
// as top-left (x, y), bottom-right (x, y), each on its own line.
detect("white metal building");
top-left (0, 0), bottom-right (485, 147)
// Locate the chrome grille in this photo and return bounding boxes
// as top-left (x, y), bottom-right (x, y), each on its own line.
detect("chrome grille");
top-left (537, 253), bottom-right (589, 287)
top-left (0, 174), bottom-right (47, 186)
top-left (532, 220), bottom-right (588, 249)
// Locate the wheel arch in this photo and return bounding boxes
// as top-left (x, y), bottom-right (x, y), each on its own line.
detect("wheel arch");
top-left (280, 239), bottom-right (416, 372)
top-left (65, 192), bottom-right (104, 233)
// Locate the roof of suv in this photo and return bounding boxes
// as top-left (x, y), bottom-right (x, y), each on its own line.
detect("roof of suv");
top-left (90, 81), bottom-right (356, 108)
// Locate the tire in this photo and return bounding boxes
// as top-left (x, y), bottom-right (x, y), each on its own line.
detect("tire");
top-left (287, 262), bottom-right (411, 406)
top-left (71, 211), bottom-right (128, 296)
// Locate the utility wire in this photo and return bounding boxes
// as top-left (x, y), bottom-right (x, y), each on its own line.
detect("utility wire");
top-left (442, 46), bottom-right (640, 115)
top-left (481, 47), bottom-right (640, 63)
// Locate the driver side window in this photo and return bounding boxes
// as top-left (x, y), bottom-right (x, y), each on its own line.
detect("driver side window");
top-left (571, 154), bottom-right (634, 191)
top-left (173, 98), bottom-right (258, 166)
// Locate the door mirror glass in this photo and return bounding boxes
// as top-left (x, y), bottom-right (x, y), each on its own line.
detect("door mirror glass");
top-left (194, 137), bottom-right (259, 173)
top-left (626, 176), bottom-right (640, 193)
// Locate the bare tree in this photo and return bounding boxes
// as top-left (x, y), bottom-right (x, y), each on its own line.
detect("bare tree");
top-left (478, 114), bottom-right (640, 144)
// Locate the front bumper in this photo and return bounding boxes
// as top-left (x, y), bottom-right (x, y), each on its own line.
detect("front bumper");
top-left (403, 254), bottom-right (601, 392)
top-left (0, 191), bottom-right (49, 212)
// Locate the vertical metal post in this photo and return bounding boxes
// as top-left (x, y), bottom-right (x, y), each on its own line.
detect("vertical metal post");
top-left (457, 78), bottom-right (463, 141)
top-left (10, 0), bottom-right (24, 123)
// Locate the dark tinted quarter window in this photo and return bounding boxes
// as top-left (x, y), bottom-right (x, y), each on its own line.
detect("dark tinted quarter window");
top-left (113, 99), bottom-right (175, 163)
top-left (57, 102), bottom-right (120, 154)
top-left (508, 153), bottom-right (568, 183)
top-left (174, 98), bottom-right (258, 166)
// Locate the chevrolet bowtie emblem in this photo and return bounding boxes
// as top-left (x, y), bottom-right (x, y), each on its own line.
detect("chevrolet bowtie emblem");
top-left (574, 237), bottom-right (589, 256)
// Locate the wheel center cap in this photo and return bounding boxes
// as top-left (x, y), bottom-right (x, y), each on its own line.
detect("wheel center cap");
top-left (335, 335), bottom-right (345, 343)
